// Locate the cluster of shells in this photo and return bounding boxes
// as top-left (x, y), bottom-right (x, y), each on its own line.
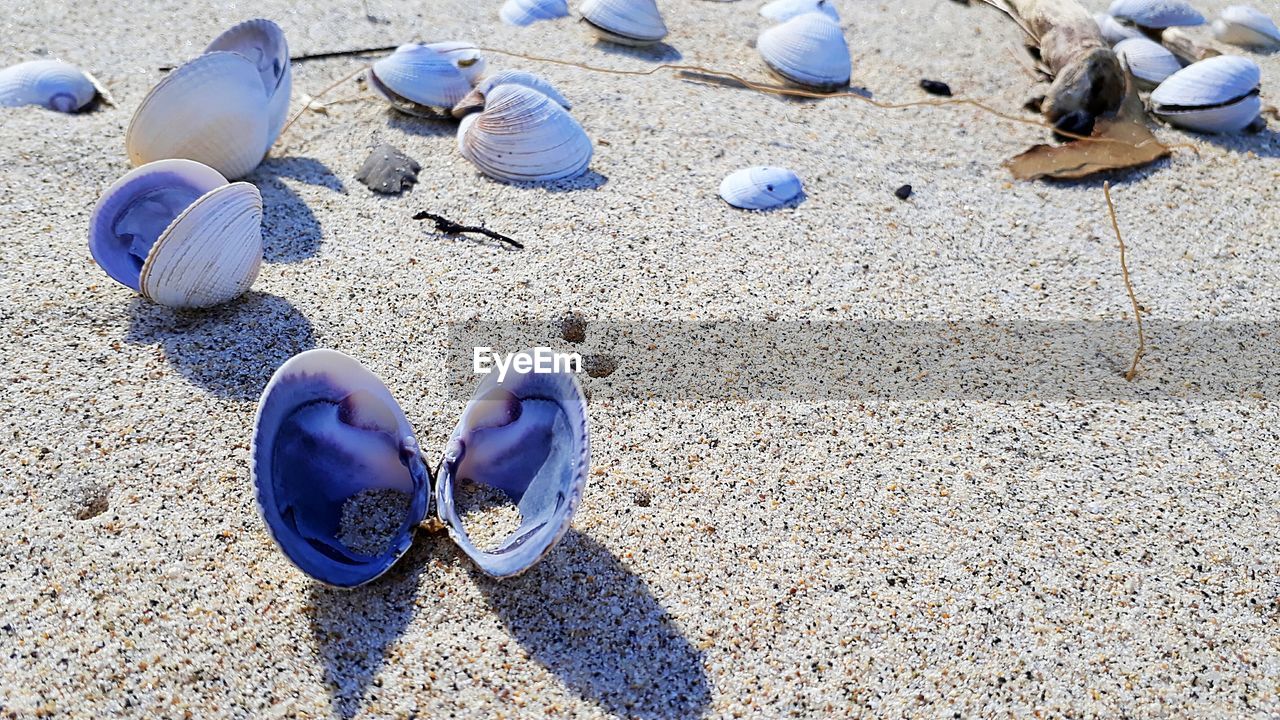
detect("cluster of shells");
top-left (1095, 0), bottom-right (1274, 133)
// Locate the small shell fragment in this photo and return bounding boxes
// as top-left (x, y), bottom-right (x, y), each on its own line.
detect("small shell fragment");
top-left (356, 143), bottom-right (422, 195)
top-left (719, 166), bottom-right (804, 210)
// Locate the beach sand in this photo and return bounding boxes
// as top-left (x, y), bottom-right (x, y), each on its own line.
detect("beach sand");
top-left (2, 0), bottom-right (1279, 716)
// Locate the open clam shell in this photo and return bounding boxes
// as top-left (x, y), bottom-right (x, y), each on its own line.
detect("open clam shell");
top-left (0, 60), bottom-right (99, 112)
top-left (205, 18), bottom-right (293, 144)
top-left (1150, 55), bottom-right (1261, 133)
top-left (452, 69), bottom-right (571, 118)
top-left (757, 11), bottom-right (851, 92)
top-left (501, 0), bottom-right (570, 26)
top-left (1094, 13), bottom-right (1145, 44)
top-left (252, 349), bottom-right (590, 587)
top-left (719, 166), bottom-right (804, 210)
top-left (578, 0), bottom-right (668, 46)
top-left (369, 43), bottom-right (473, 118)
top-left (458, 84), bottom-right (593, 183)
top-left (424, 41), bottom-right (488, 85)
top-left (88, 159), bottom-right (263, 308)
top-left (1212, 5), bottom-right (1280, 49)
top-left (759, 0), bottom-right (839, 23)
top-left (1108, 0), bottom-right (1204, 29)
top-left (1115, 37), bottom-right (1182, 89)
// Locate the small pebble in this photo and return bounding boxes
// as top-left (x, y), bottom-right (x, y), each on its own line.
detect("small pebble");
top-left (356, 143), bottom-right (421, 195)
top-left (894, 184), bottom-right (913, 200)
top-left (919, 79), bottom-right (952, 97)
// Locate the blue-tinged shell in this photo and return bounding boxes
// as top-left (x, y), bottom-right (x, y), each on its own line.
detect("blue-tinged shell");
top-left (0, 60), bottom-right (98, 112)
top-left (205, 19), bottom-right (292, 145)
top-left (719, 166), bottom-right (805, 210)
top-left (1108, 0), bottom-right (1204, 28)
top-left (759, 0), bottom-right (840, 23)
top-left (252, 350), bottom-right (431, 588)
top-left (501, 0), bottom-right (570, 26)
top-left (451, 70), bottom-right (571, 118)
top-left (369, 44), bottom-right (472, 118)
top-left (1150, 55), bottom-right (1261, 134)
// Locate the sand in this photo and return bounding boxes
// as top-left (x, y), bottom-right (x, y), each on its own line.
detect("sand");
top-left (2, 0), bottom-right (1279, 717)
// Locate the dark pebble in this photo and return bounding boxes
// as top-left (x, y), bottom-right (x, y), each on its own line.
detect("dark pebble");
top-left (919, 79), bottom-right (952, 97)
top-left (894, 184), bottom-right (913, 201)
top-left (634, 490), bottom-right (652, 507)
top-left (1024, 96), bottom-right (1044, 114)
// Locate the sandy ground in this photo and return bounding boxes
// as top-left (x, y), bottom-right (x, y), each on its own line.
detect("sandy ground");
top-left (2, 0), bottom-right (1280, 717)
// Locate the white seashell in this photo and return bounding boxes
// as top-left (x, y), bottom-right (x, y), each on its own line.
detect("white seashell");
top-left (457, 84), bottom-right (592, 183)
top-left (1212, 5), bottom-right (1280, 49)
top-left (718, 166), bottom-right (804, 210)
top-left (1150, 55), bottom-right (1261, 133)
top-left (424, 41), bottom-right (488, 85)
top-left (0, 60), bottom-right (99, 112)
top-left (501, 0), bottom-right (570, 26)
top-left (757, 12), bottom-right (851, 91)
top-left (452, 69), bottom-right (571, 117)
top-left (88, 159), bottom-right (263, 308)
top-left (1114, 37), bottom-right (1182, 89)
top-left (578, 0), bottom-right (669, 46)
top-left (760, 0), bottom-right (839, 23)
top-left (1108, 0), bottom-right (1204, 28)
top-left (369, 43), bottom-right (473, 118)
top-left (1094, 13), bottom-right (1145, 44)
top-left (205, 19), bottom-right (292, 144)
top-left (126, 51), bottom-right (273, 180)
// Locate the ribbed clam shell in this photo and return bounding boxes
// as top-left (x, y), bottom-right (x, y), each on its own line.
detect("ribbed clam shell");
top-left (424, 41), bottom-right (487, 85)
top-left (252, 349), bottom-right (430, 588)
top-left (1094, 13), bottom-right (1145, 44)
top-left (1150, 55), bottom-right (1261, 133)
top-left (451, 70), bottom-right (571, 118)
top-left (0, 60), bottom-right (97, 112)
top-left (205, 19), bottom-right (292, 144)
top-left (126, 51), bottom-right (271, 180)
top-left (578, 0), bottom-right (669, 45)
top-left (501, 0), bottom-right (570, 26)
top-left (760, 0), bottom-right (839, 23)
top-left (436, 359), bottom-right (589, 578)
top-left (369, 44), bottom-right (472, 117)
top-left (757, 12), bottom-right (851, 91)
top-left (718, 166), bottom-right (804, 210)
top-left (457, 84), bottom-right (593, 183)
top-left (1108, 0), bottom-right (1204, 28)
top-left (1212, 6), bottom-right (1280, 48)
top-left (1114, 37), bottom-right (1182, 88)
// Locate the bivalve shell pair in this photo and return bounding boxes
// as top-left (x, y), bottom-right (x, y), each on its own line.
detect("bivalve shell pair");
top-left (759, 0), bottom-right (839, 23)
top-left (579, 0), bottom-right (669, 46)
top-left (458, 84), bottom-right (593, 183)
top-left (127, 19), bottom-right (292, 180)
top-left (501, 0), bottom-right (570, 26)
top-left (1114, 37), bottom-right (1182, 89)
top-left (452, 69), bottom-right (571, 118)
top-left (369, 43), bottom-right (480, 118)
top-left (719, 166), bottom-right (804, 210)
top-left (757, 12), bottom-right (851, 92)
top-left (88, 159), bottom-right (263, 309)
top-left (1212, 6), bottom-right (1280, 49)
top-left (252, 348), bottom-right (590, 586)
top-left (1108, 0), bottom-right (1204, 29)
top-left (1150, 55), bottom-right (1261, 133)
top-left (0, 60), bottom-right (104, 112)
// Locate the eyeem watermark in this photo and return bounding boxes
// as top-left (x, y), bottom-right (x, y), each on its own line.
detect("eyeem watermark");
top-left (473, 346), bottom-right (582, 382)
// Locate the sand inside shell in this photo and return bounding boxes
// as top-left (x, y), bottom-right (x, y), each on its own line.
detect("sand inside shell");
top-left (337, 488), bottom-right (412, 556)
top-left (456, 479), bottom-right (523, 551)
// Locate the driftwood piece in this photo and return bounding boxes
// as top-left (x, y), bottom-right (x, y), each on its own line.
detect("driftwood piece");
top-left (1005, 0), bottom-right (1126, 135)
top-left (1159, 27), bottom-right (1222, 64)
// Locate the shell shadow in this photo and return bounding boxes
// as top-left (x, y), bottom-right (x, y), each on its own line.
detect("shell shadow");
top-left (250, 157), bottom-right (343, 263)
top-left (1195, 125), bottom-right (1280, 158)
top-left (124, 291), bottom-right (315, 400)
top-left (386, 113), bottom-right (457, 138)
top-left (471, 531), bottom-right (712, 719)
top-left (542, 170), bottom-right (610, 192)
top-left (593, 40), bottom-right (682, 63)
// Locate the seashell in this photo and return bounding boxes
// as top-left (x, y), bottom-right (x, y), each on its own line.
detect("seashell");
top-left (357, 143), bottom-right (421, 194)
top-left (718, 166), bottom-right (804, 210)
top-left (423, 41), bottom-right (488, 85)
top-left (458, 84), bottom-right (593, 183)
top-left (501, 0), bottom-right (570, 26)
top-left (1212, 5), bottom-right (1280, 49)
top-left (252, 348), bottom-right (589, 586)
top-left (1094, 12), bottom-right (1145, 44)
top-left (1114, 37), bottom-right (1182, 89)
top-left (1150, 55), bottom-right (1261, 133)
top-left (578, 0), bottom-right (669, 46)
top-left (0, 60), bottom-right (100, 112)
top-left (205, 19), bottom-right (293, 144)
top-left (1108, 0), bottom-right (1204, 29)
top-left (757, 12), bottom-right (851, 92)
top-left (369, 43), bottom-right (473, 118)
top-left (452, 69), bottom-right (571, 118)
top-left (759, 0), bottom-right (839, 23)
top-left (88, 159), bottom-right (263, 308)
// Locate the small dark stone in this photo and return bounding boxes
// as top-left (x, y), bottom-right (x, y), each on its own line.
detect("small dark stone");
top-left (894, 184), bottom-right (913, 200)
top-left (1024, 95), bottom-right (1045, 114)
top-left (919, 79), bottom-right (952, 97)
top-left (356, 143), bottom-right (421, 195)
top-left (75, 486), bottom-right (109, 521)
top-left (634, 490), bottom-right (652, 507)
top-left (582, 354), bottom-right (618, 378)
top-left (559, 313), bottom-right (587, 344)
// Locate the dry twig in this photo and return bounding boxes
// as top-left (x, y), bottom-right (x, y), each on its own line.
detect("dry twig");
top-left (413, 211), bottom-right (523, 249)
top-left (1103, 181), bottom-right (1145, 381)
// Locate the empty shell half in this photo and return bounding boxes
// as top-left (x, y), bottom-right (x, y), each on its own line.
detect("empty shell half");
top-left (578, 0), bottom-right (669, 46)
top-left (1115, 37), bottom-right (1182, 89)
top-left (1212, 6), bottom-right (1280, 49)
top-left (1094, 13), bottom-right (1145, 44)
top-left (458, 84), bottom-right (593, 183)
top-left (88, 159), bottom-right (263, 309)
top-left (1108, 0), bottom-right (1204, 29)
top-left (369, 43), bottom-right (474, 118)
top-left (501, 0), bottom-right (570, 26)
top-left (452, 69), bottom-right (571, 117)
top-left (757, 11), bottom-right (851, 92)
top-left (1149, 55), bottom-right (1261, 133)
top-left (759, 0), bottom-right (839, 23)
top-left (719, 166), bottom-right (804, 210)
top-left (0, 60), bottom-right (101, 112)
top-left (205, 18), bottom-right (293, 145)
top-left (252, 348), bottom-right (590, 587)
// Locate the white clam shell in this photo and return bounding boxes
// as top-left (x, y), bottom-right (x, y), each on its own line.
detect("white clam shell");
top-left (760, 0), bottom-right (839, 23)
top-left (452, 69), bottom-right (571, 117)
top-left (719, 166), bottom-right (804, 210)
top-left (1114, 37), bottom-right (1182, 88)
top-left (578, 0), bottom-right (668, 46)
top-left (1212, 5), bottom-right (1280, 48)
top-left (457, 84), bottom-right (593, 183)
top-left (1150, 55), bottom-right (1262, 133)
top-left (88, 159), bottom-right (263, 309)
top-left (205, 19), bottom-right (292, 144)
top-left (0, 60), bottom-right (98, 112)
top-left (1108, 0), bottom-right (1204, 28)
top-left (757, 12), bottom-right (851, 91)
top-left (369, 43), bottom-right (473, 117)
top-left (127, 51), bottom-right (272, 180)
top-left (424, 41), bottom-right (488, 85)
top-left (501, 0), bottom-right (570, 26)
top-left (1094, 13), bottom-right (1145, 44)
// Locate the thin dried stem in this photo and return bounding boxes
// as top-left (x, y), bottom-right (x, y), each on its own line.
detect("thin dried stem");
top-left (1103, 181), bottom-right (1145, 381)
top-left (273, 64), bottom-right (367, 149)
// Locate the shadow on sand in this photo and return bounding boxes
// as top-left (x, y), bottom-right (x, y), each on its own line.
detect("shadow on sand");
top-left (250, 156), bottom-right (345, 263)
